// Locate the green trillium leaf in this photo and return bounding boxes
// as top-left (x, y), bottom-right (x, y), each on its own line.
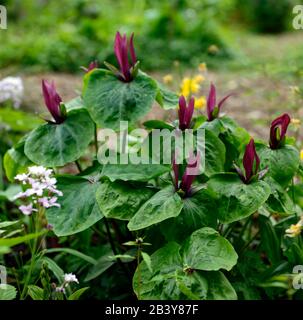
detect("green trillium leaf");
top-left (208, 173), bottom-right (271, 223)
top-left (256, 144), bottom-right (300, 187)
top-left (155, 83), bottom-right (179, 110)
top-left (24, 109), bottom-right (94, 167)
top-left (264, 177), bottom-right (295, 215)
top-left (83, 69), bottom-right (158, 130)
top-left (96, 180), bottom-right (156, 220)
top-left (101, 162), bottom-right (170, 182)
top-left (160, 187), bottom-right (218, 242)
top-left (128, 186), bottom-right (184, 231)
top-left (202, 129), bottom-right (226, 176)
top-left (46, 176), bottom-right (103, 236)
top-left (181, 227), bottom-right (238, 271)
top-left (133, 233), bottom-right (237, 300)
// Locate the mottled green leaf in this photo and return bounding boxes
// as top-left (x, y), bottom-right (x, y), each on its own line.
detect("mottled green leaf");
top-left (46, 176), bottom-right (103, 236)
top-left (24, 109), bottom-right (94, 167)
top-left (128, 186), bottom-right (183, 231)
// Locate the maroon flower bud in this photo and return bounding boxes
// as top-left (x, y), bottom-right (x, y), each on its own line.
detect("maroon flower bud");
top-left (114, 32), bottom-right (137, 82)
top-left (234, 138), bottom-right (264, 184)
top-left (173, 152), bottom-right (201, 196)
top-left (178, 95), bottom-right (195, 130)
top-left (206, 83), bottom-right (232, 121)
top-left (269, 113), bottom-right (291, 149)
top-left (42, 80), bottom-right (65, 124)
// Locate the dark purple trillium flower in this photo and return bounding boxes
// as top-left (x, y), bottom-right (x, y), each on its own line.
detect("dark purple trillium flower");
top-left (234, 138), bottom-right (266, 184)
top-left (178, 95), bottom-right (195, 130)
top-left (269, 113), bottom-right (291, 149)
top-left (81, 60), bottom-right (98, 73)
top-left (173, 152), bottom-right (201, 197)
top-left (42, 80), bottom-right (66, 124)
top-left (111, 31), bottom-right (138, 82)
top-left (206, 83), bottom-right (233, 121)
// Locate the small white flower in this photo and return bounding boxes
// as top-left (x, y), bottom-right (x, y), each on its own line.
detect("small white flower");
top-left (15, 173), bottom-right (28, 182)
top-left (19, 203), bottom-right (37, 216)
top-left (0, 77), bottom-right (23, 109)
top-left (38, 197), bottom-right (60, 208)
top-left (64, 273), bottom-right (79, 284)
top-left (28, 166), bottom-right (53, 177)
top-left (48, 187), bottom-right (63, 197)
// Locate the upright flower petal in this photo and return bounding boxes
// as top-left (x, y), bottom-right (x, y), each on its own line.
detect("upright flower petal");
top-left (42, 80), bottom-right (64, 124)
top-left (243, 138), bottom-right (260, 183)
top-left (180, 152), bottom-right (201, 195)
top-left (114, 32), bottom-right (123, 71)
top-left (129, 33), bottom-right (137, 65)
top-left (178, 95), bottom-right (194, 130)
top-left (185, 97), bottom-right (195, 127)
top-left (218, 93), bottom-right (233, 111)
top-left (269, 113), bottom-right (291, 149)
top-left (113, 32), bottom-right (137, 82)
top-left (178, 95), bottom-right (187, 130)
top-left (207, 83), bottom-right (216, 121)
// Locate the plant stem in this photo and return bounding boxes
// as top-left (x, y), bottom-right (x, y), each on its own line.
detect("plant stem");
top-left (239, 230), bottom-right (260, 255)
top-left (103, 218), bottom-right (129, 278)
top-left (94, 123), bottom-right (98, 157)
top-left (75, 160), bottom-right (82, 173)
top-left (292, 178), bottom-right (297, 218)
top-left (137, 243), bottom-right (142, 300)
top-left (20, 214), bottom-right (38, 299)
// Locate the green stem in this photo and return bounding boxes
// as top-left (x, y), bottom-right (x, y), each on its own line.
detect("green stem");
top-left (292, 178), bottom-right (297, 218)
top-left (94, 123), bottom-right (98, 158)
top-left (239, 230), bottom-right (260, 255)
top-left (75, 160), bottom-right (82, 173)
top-left (137, 243), bottom-right (142, 300)
top-left (20, 206), bottom-right (44, 300)
top-left (103, 218), bottom-right (129, 278)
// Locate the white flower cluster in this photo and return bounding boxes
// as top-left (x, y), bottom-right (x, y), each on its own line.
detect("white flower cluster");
top-left (55, 273), bottom-right (79, 294)
top-left (0, 77), bottom-right (24, 109)
top-left (14, 166), bottom-right (62, 215)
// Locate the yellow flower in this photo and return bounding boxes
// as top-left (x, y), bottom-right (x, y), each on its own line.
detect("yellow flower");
top-left (285, 224), bottom-right (302, 237)
top-left (193, 74), bottom-right (205, 84)
top-left (190, 80), bottom-right (200, 94)
top-left (195, 96), bottom-right (206, 109)
top-left (300, 149), bottom-right (303, 161)
top-left (198, 63), bottom-right (207, 72)
top-left (163, 74), bottom-right (173, 85)
top-left (291, 118), bottom-right (301, 126)
top-left (180, 77), bottom-right (191, 97)
top-left (180, 76), bottom-right (203, 97)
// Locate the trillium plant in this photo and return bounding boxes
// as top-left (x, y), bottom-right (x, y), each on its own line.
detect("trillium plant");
top-left (1, 32), bottom-right (302, 301)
